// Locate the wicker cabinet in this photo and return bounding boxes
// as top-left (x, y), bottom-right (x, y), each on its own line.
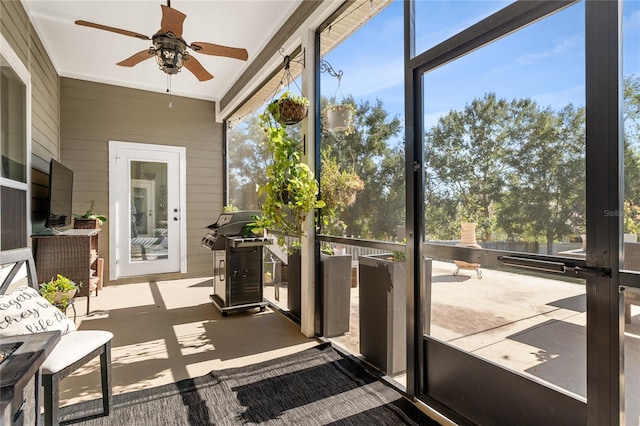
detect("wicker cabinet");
top-left (32, 229), bottom-right (102, 314)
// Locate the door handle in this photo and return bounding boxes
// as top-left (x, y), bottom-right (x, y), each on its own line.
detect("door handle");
top-left (499, 256), bottom-right (566, 274)
top-left (498, 255), bottom-right (611, 278)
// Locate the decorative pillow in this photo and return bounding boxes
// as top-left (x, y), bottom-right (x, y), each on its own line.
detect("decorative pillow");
top-left (0, 286), bottom-right (76, 337)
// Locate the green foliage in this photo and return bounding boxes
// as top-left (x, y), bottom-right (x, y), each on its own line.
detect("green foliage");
top-left (227, 112), bottom-right (274, 210)
top-left (270, 91), bottom-right (309, 109)
top-left (625, 75), bottom-right (640, 208)
top-left (39, 274), bottom-right (80, 310)
top-left (391, 238), bottom-right (406, 262)
top-left (625, 201), bottom-right (640, 236)
top-left (223, 204), bottom-right (239, 212)
top-left (75, 200), bottom-right (107, 224)
top-left (320, 242), bottom-right (334, 255)
top-left (251, 96), bottom-right (325, 249)
top-left (625, 75), bottom-right (640, 143)
top-left (320, 146), bottom-right (364, 235)
top-left (266, 91), bottom-right (309, 126)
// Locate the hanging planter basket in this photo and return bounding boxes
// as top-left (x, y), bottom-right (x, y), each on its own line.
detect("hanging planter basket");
top-left (270, 97), bottom-right (308, 126)
top-left (326, 105), bottom-right (354, 132)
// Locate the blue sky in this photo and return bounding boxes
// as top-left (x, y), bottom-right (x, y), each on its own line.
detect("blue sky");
top-left (320, 0), bottom-right (640, 131)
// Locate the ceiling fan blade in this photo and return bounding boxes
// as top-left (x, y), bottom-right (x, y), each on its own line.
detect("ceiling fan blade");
top-left (183, 56), bottom-right (213, 81)
top-left (117, 50), bottom-right (155, 67)
top-left (190, 42), bottom-right (248, 61)
top-left (160, 5), bottom-right (186, 38)
top-left (75, 20), bottom-right (150, 40)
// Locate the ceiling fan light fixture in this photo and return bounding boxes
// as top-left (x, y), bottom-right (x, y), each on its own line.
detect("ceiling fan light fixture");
top-left (155, 47), bottom-right (182, 74)
top-left (153, 34), bottom-right (187, 75)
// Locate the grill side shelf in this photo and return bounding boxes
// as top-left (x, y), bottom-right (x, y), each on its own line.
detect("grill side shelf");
top-left (228, 237), bottom-right (272, 248)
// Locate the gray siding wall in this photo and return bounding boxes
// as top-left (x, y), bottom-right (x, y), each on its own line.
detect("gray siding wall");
top-left (1, 0), bottom-right (60, 171)
top-left (61, 78), bottom-right (223, 285)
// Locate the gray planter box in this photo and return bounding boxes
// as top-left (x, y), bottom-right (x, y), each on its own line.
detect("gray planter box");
top-left (317, 253), bottom-right (352, 337)
top-left (358, 254), bottom-right (406, 375)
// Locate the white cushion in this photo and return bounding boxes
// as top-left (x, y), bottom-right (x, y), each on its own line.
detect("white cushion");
top-left (42, 330), bottom-right (113, 375)
top-left (0, 286), bottom-right (76, 337)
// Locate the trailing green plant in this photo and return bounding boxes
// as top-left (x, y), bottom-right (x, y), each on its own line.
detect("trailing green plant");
top-left (250, 94), bottom-right (324, 249)
top-left (75, 200), bottom-right (107, 224)
top-left (39, 274), bottom-right (81, 310)
top-left (320, 146), bottom-right (364, 235)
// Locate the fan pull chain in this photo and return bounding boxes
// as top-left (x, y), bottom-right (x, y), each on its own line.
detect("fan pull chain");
top-left (167, 75), bottom-right (173, 108)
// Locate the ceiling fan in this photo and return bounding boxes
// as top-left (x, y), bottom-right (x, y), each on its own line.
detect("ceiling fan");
top-left (75, 2), bottom-right (248, 81)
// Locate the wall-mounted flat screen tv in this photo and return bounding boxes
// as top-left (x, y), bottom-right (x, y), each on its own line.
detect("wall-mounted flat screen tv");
top-left (46, 159), bottom-right (73, 230)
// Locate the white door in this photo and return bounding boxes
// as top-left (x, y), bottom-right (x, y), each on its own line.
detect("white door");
top-left (109, 141), bottom-right (186, 278)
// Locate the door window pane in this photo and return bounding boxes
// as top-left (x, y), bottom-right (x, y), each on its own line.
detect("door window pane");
top-left (423, 2), bottom-right (586, 397)
top-left (130, 161), bottom-right (168, 262)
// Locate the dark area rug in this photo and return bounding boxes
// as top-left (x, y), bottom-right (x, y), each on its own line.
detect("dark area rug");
top-left (60, 343), bottom-right (440, 425)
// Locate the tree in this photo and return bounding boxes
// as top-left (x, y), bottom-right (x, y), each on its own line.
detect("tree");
top-left (227, 112), bottom-right (271, 209)
top-left (625, 74), bottom-right (640, 144)
top-left (499, 103), bottom-right (585, 254)
top-left (425, 93), bottom-right (515, 241)
top-left (425, 93), bottom-right (586, 252)
top-left (624, 75), bottom-right (640, 208)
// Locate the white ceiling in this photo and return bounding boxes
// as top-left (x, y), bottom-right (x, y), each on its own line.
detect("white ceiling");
top-left (21, 0), bottom-right (303, 103)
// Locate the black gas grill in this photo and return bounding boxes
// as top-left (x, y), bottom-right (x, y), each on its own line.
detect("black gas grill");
top-left (201, 211), bottom-right (270, 316)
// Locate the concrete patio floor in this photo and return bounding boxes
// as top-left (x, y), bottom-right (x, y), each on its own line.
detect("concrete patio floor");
top-left (59, 277), bottom-right (319, 407)
top-left (62, 260), bottom-right (640, 425)
top-left (327, 259), bottom-right (640, 425)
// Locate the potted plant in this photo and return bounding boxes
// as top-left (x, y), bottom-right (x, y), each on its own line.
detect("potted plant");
top-left (319, 146), bottom-right (364, 236)
top-left (250, 96), bottom-right (325, 251)
top-left (74, 200), bottom-right (107, 229)
top-left (39, 274), bottom-right (81, 311)
top-left (267, 91), bottom-right (309, 126)
top-left (324, 102), bottom-right (356, 133)
top-left (312, 148), bottom-right (365, 336)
